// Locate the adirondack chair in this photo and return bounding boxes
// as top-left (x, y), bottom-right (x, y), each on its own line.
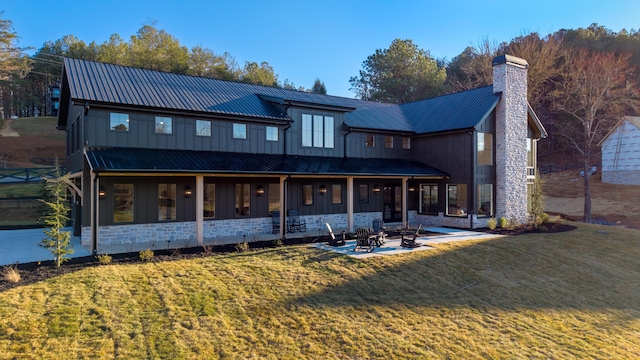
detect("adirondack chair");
top-left (325, 222), bottom-right (346, 246)
top-left (355, 227), bottom-right (376, 252)
top-left (401, 224), bottom-right (423, 248)
top-left (287, 209), bottom-right (306, 233)
top-left (271, 211), bottom-right (280, 234)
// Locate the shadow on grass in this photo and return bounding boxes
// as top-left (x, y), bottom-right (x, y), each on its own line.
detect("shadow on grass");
top-left (288, 227), bottom-right (640, 313)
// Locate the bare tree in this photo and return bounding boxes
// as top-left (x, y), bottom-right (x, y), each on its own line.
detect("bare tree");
top-left (551, 49), bottom-right (640, 223)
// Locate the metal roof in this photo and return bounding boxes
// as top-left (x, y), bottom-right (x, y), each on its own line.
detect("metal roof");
top-left (400, 86), bottom-right (501, 133)
top-left (85, 147), bottom-right (449, 177)
top-left (61, 58), bottom-right (499, 134)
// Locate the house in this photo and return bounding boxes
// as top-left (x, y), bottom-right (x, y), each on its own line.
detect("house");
top-left (57, 54), bottom-right (547, 253)
top-left (599, 116), bottom-right (640, 185)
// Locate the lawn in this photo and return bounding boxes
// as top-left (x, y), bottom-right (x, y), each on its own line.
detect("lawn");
top-left (1, 221), bottom-right (639, 358)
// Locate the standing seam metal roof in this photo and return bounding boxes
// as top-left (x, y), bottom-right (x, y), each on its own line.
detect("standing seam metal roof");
top-left (62, 58), bottom-right (500, 133)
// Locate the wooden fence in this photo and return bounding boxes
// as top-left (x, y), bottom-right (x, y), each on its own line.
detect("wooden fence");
top-left (0, 167), bottom-right (64, 184)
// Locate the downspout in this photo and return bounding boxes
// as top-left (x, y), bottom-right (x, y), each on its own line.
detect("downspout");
top-left (282, 123), bottom-right (292, 156)
top-left (469, 128), bottom-right (476, 229)
top-left (343, 128), bottom-right (353, 158)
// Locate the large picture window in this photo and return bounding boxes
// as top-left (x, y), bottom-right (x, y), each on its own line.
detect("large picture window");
top-left (302, 184), bottom-right (313, 205)
top-left (158, 184), bottom-right (176, 221)
top-left (268, 183), bottom-right (280, 213)
top-left (155, 116), bottom-right (172, 134)
top-left (204, 184), bottom-right (215, 218)
top-left (110, 112), bottom-right (129, 131)
top-left (477, 184), bottom-right (493, 217)
top-left (113, 184), bottom-right (134, 223)
top-left (447, 184), bottom-right (467, 216)
top-left (235, 184), bottom-right (250, 216)
top-left (301, 114), bottom-right (334, 148)
top-left (477, 132), bottom-right (493, 165)
top-left (419, 184), bottom-right (438, 214)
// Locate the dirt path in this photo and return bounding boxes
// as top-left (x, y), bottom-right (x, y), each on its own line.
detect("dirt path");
top-left (0, 119), bottom-right (20, 137)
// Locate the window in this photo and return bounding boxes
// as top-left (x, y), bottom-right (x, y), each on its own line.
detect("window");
top-left (204, 184), bottom-right (215, 218)
top-left (385, 136), bottom-right (393, 149)
top-left (266, 126), bottom-right (278, 141)
top-left (477, 132), bottom-right (493, 165)
top-left (366, 134), bottom-right (375, 147)
top-left (233, 123), bottom-right (247, 139)
top-left (268, 184), bottom-right (280, 213)
top-left (527, 179), bottom-right (535, 213)
top-left (110, 112), bottom-right (129, 131)
top-left (419, 184), bottom-right (438, 214)
top-left (332, 184), bottom-right (342, 205)
top-left (402, 137), bottom-right (411, 150)
top-left (302, 184), bottom-right (313, 205)
top-left (527, 138), bottom-right (534, 167)
top-left (155, 116), bottom-right (172, 134)
top-left (477, 184), bottom-right (493, 217)
top-left (447, 184), bottom-right (467, 216)
top-left (158, 184), bottom-right (176, 221)
top-left (196, 120), bottom-right (211, 136)
top-left (113, 184), bottom-right (134, 223)
top-left (235, 184), bottom-right (250, 216)
top-left (301, 114), bottom-right (334, 148)
top-left (359, 184), bottom-right (369, 204)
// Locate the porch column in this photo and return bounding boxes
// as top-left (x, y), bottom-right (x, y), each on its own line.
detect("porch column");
top-left (347, 176), bottom-right (354, 232)
top-left (280, 176), bottom-right (286, 239)
top-left (196, 175), bottom-right (204, 246)
top-left (402, 177), bottom-right (408, 227)
top-left (90, 172), bottom-right (98, 254)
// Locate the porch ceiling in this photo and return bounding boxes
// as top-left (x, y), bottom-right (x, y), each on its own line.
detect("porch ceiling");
top-left (85, 147), bottom-right (449, 178)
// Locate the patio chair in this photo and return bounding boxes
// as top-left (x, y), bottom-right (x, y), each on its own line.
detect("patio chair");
top-left (287, 209), bottom-right (307, 233)
top-left (401, 224), bottom-right (423, 248)
top-left (355, 227), bottom-right (376, 252)
top-left (271, 211), bottom-right (280, 234)
top-left (372, 219), bottom-right (387, 244)
top-left (325, 222), bottom-right (346, 246)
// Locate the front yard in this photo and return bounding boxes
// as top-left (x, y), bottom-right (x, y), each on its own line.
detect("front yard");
top-left (1, 221), bottom-right (639, 358)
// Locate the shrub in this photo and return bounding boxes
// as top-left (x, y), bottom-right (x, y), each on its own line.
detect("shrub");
top-left (202, 245), bottom-right (214, 255)
top-left (2, 265), bottom-right (20, 283)
top-left (96, 254), bottom-right (112, 265)
top-left (139, 249), bottom-right (154, 261)
top-left (498, 217), bottom-right (507, 228)
top-left (272, 238), bottom-right (283, 247)
top-left (487, 218), bottom-right (497, 230)
top-left (235, 242), bottom-right (249, 253)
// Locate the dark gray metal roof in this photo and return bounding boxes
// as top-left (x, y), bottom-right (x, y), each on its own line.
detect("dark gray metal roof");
top-left (85, 147), bottom-right (449, 177)
top-left (401, 86), bottom-right (501, 134)
top-left (61, 58), bottom-right (501, 134)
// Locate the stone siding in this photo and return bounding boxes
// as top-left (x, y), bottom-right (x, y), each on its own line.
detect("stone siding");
top-left (203, 217), bottom-right (273, 239)
top-left (493, 57), bottom-right (529, 224)
top-left (82, 221), bottom-right (196, 247)
top-left (409, 211), bottom-right (489, 229)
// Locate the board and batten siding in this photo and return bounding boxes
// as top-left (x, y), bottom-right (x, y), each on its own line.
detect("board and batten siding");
top-left (285, 107), bottom-right (345, 157)
top-left (346, 132), bottom-right (412, 159)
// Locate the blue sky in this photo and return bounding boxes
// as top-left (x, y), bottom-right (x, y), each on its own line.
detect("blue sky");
top-left (4, 0), bottom-right (640, 98)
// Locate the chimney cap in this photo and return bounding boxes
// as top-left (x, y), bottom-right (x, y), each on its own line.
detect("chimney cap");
top-left (492, 54), bottom-right (528, 68)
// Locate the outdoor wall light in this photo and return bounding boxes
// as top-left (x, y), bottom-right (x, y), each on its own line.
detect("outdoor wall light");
top-left (373, 184), bottom-right (381, 193)
top-left (256, 185), bottom-right (265, 196)
top-left (319, 185), bottom-right (327, 195)
top-left (98, 186), bottom-right (106, 199)
top-left (409, 186), bottom-right (416, 192)
top-left (184, 185), bottom-right (193, 198)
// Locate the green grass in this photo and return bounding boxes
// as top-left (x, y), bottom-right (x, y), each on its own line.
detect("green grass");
top-left (10, 117), bottom-right (64, 140)
top-left (1, 221), bottom-right (639, 358)
top-left (0, 183), bottom-right (44, 199)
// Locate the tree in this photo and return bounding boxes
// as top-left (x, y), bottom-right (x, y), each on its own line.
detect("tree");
top-left (311, 78), bottom-right (327, 94)
top-left (550, 49), bottom-right (640, 223)
top-left (128, 22), bottom-right (189, 73)
top-left (349, 39), bottom-right (446, 103)
top-left (39, 165), bottom-right (73, 266)
top-left (188, 46), bottom-right (239, 80)
top-left (240, 61), bottom-right (278, 86)
top-left (0, 13), bottom-right (31, 119)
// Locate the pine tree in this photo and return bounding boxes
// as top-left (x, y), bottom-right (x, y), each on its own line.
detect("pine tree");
top-left (39, 165), bottom-right (73, 266)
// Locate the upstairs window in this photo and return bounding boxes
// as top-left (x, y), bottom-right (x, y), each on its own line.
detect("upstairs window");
top-left (366, 134), bottom-right (375, 147)
top-left (110, 112), bottom-right (129, 131)
top-left (477, 132), bottom-right (493, 165)
top-left (266, 126), bottom-right (278, 141)
top-left (385, 136), bottom-right (393, 149)
top-left (155, 116), bottom-right (172, 134)
top-left (402, 137), bottom-right (411, 149)
top-left (302, 114), bottom-right (334, 148)
top-left (196, 120), bottom-right (211, 136)
top-left (233, 123), bottom-right (247, 139)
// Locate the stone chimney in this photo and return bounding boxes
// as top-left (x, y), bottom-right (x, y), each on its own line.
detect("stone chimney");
top-left (492, 55), bottom-right (529, 223)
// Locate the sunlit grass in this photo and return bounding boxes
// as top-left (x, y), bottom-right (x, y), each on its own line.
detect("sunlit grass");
top-left (0, 221), bottom-right (639, 358)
